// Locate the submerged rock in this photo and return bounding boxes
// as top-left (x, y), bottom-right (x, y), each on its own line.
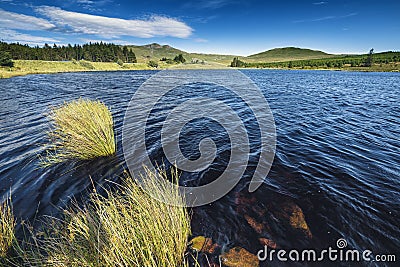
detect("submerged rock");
top-left (289, 204), bottom-right (312, 238)
top-left (190, 236), bottom-right (206, 252)
top-left (275, 201), bottom-right (313, 239)
top-left (259, 237), bottom-right (278, 249)
top-left (235, 191), bottom-right (313, 240)
top-left (220, 247), bottom-right (259, 267)
top-left (189, 236), bottom-right (219, 254)
top-left (244, 215), bottom-right (265, 234)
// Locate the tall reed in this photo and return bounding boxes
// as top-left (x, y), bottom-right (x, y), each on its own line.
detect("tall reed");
top-left (0, 198), bottom-right (15, 259)
top-left (42, 98), bottom-right (116, 166)
top-left (22, 168), bottom-right (191, 266)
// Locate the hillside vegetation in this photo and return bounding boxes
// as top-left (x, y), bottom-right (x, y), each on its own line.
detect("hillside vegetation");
top-left (0, 60), bottom-right (153, 79)
top-left (128, 43), bottom-right (186, 62)
top-left (127, 45), bottom-right (336, 64)
top-left (246, 47), bottom-right (335, 62)
top-left (239, 51), bottom-right (400, 71)
top-left (127, 43), bottom-right (236, 64)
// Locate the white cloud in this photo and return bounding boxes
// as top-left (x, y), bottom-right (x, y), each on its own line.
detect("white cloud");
top-left (0, 9), bottom-right (55, 30)
top-left (0, 29), bottom-right (60, 45)
top-left (35, 6), bottom-right (193, 38)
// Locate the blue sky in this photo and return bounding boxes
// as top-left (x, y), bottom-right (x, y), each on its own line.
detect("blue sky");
top-left (0, 0), bottom-right (399, 55)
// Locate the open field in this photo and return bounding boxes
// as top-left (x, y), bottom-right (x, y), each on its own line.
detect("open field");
top-left (0, 60), bottom-right (156, 79)
top-left (0, 59), bottom-right (231, 79)
top-left (167, 61), bottom-right (229, 69)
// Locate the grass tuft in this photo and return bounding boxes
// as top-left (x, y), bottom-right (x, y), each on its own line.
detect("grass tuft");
top-left (41, 98), bottom-right (116, 166)
top-left (24, 168), bottom-right (191, 266)
top-left (0, 198), bottom-right (15, 259)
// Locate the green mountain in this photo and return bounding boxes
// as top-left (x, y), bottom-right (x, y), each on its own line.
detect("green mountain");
top-left (246, 47), bottom-right (335, 62)
top-left (127, 44), bottom-right (339, 65)
top-left (127, 43), bottom-right (235, 65)
top-left (127, 43), bottom-right (186, 62)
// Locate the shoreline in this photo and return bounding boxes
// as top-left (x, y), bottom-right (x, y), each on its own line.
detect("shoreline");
top-left (1, 60), bottom-right (399, 79)
top-left (0, 60), bottom-right (231, 79)
top-left (236, 65), bottom-right (400, 73)
top-left (0, 60), bottom-right (155, 79)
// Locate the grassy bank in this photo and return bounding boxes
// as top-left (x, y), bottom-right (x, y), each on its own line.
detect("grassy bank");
top-left (0, 60), bottom-right (155, 79)
top-left (341, 63), bottom-right (400, 72)
top-left (240, 63), bottom-right (400, 72)
top-left (0, 59), bottom-right (230, 79)
top-left (168, 61), bottom-right (229, 69)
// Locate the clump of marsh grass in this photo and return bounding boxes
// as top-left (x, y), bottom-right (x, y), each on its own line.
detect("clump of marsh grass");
top-left (0, 198), bottom-right (15, 259)
top-left (26, 168), bottom-right (191, 266)
top-left (42, 98), bottom-right (116, 166)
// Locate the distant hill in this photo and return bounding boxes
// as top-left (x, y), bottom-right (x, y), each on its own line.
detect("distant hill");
top-left (246, 47), bottom-right (335, 62)
top-left (127, 44), bottom-right (339, 65)
top-left (127, 43), bottom-right (236, 65)
top-left (127, 43), bottom-right (187, 62)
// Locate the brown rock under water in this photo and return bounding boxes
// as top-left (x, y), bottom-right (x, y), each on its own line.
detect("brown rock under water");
top-left (259, 237), bottom-right (278, 249)
top-left (279, 201), bottom-right (312, 238)
top-left (244, 214), bottom-right (265, 234)
top-left (220, 247), bottom-right (259, 267)
top-left (189, 236), bottom-right (219, 254)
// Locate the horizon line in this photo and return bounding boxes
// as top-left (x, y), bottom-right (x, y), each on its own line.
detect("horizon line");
top-left (1, 40), bottom-right (396, 57)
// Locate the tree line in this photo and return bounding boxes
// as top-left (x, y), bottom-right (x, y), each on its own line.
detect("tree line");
top-left (231, 50), bottom-right (400, 69)
top-left (160, 54), bottom-right (186, 64)
top-left (0, 51), bottom-right (13, 67)
top-left (230, 57), bottom-right (246, 67)
top-left (0, 41), bottom-right (137, 63)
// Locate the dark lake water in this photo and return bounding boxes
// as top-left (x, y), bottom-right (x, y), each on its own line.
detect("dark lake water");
top-left (0, 69), bottom-right (399, 266)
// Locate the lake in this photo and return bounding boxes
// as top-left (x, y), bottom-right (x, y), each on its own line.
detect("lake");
top-left (0, 69), bottom-right (399, 266)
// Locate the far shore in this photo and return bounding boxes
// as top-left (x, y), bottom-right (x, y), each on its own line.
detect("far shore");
top-left (0, 60), bottom-right (231, 79)
top-left (238, 65), bottom-right (400, 72)
top-left (1, 60), bottom-right (399, 79)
